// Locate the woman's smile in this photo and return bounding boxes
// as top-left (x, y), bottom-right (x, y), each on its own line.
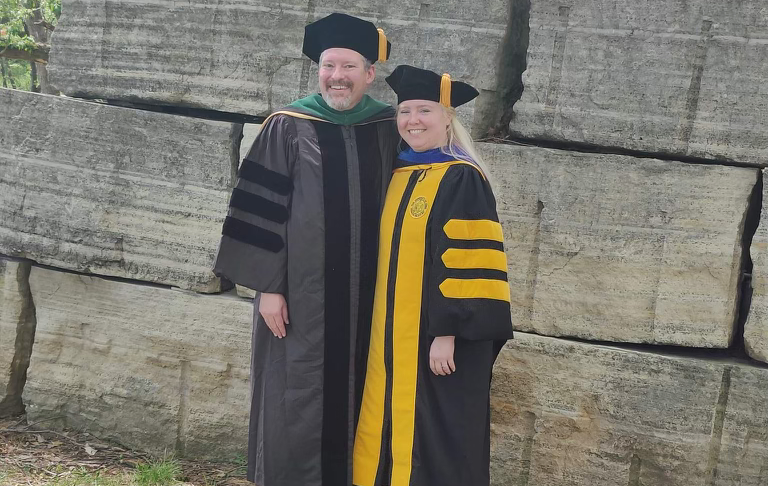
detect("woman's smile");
top-left (397, 99), bottom-right (450, 151)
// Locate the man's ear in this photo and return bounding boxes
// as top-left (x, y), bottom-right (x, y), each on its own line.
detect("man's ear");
top-left (367, 64), bottom-right (376, 85)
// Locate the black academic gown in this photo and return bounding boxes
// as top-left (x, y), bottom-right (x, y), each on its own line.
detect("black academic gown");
top-left (353, 148), bottom-right (514, 486)
top-left (214, 96), bottom-right (398, 486)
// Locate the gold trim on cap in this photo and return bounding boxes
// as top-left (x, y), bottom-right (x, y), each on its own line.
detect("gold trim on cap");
top-left (377, 28), bottom-right (387, 62)
top-left (439, 73), bottom-right (452, 107)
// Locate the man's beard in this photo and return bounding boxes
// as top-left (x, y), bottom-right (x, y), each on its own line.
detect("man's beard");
top-left (321, 81), bottom-right (355, 110)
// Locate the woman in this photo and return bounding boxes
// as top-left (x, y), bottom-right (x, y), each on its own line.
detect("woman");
top-left (353, 65), bottom-right (514, 486)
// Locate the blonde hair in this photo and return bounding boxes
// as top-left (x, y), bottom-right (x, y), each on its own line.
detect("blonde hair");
top-left (441, 107), bottom-right (495, 189)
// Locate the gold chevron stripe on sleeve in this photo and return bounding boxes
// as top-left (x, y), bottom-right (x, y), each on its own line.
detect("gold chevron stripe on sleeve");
top-left (439, 278), bottom-right (511, 302)
top-left (441, 248), bottom-right (507, 272)
top-left (443, 219), bottom-right (503, 242)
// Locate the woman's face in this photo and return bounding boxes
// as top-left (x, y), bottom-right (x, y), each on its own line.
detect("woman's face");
top-left (397, 100), bottom-right (450, 152)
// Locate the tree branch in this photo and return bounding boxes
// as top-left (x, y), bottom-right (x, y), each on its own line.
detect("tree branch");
top-left (0, 44), bottom-right (49, 63)
top-left (34, 20), bottom-right (55, 31)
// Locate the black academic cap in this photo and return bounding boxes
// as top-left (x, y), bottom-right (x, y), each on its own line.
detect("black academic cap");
top-left (303, 13), bottom-right (392, 64)
top-left (385, 65), bottom-right (479, 108)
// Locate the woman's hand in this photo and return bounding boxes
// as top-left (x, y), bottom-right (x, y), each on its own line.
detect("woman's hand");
top-left (429, 336), bottom-right (456, 376)
top-left (259, 292), bottom-right (289, 338)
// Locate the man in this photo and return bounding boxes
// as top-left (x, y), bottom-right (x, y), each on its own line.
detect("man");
top-left (214, 13), bottom-right (399, 486)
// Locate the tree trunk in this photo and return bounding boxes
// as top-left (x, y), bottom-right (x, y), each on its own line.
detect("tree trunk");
top-left (24, 0), bottom-right (54, 93)
top-left (0, 59), bottom-right (8, 88)
top-left (35, 60), bottom-right (51, 92)
top-left (30, 59), bottom-right (39, 92)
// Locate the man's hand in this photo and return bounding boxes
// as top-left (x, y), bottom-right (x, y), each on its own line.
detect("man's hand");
top-left (259, 293), bottom-right (289, 338)
top-left (429, 336), bottom-right (456, 376)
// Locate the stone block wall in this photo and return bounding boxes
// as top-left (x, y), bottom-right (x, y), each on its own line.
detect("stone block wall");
top-left (3, 0), bottom-right (768, 481)
top-left (490, 333), bottom-right (768, 486)
top-left (46, 0), bottom-right (510, 129)
top-left (23, 267), bottom-right (252, 460)
top-left (511, 0), bottom-right (768, 165)
top-left (0, 89), bottom-right (237, 293)
top-left (480, 143), bottom-right (757, 347)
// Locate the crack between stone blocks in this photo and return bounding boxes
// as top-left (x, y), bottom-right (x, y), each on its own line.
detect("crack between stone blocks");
top-left (28, 260), bottom-right (178, 292)
top-left (731, 171), bottom-right (763, 358)
top-left (0, 259), bottom-right (38, 418)
top-left (482, 135), bottom-right (766, 170)
top-left (512, 331), bottom-right (768, 370)
top-left (24, 92), bottom-right (264, 131)
top-left (17, 261), bottom-right (243, 305)
top-left (478, 0), bottom-right (530, 138)
top-left (79, 97), bottom-right (266, 125)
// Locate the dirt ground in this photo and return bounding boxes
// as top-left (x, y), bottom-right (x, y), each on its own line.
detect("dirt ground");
top-left (0, 415), bottom-right (251, 486)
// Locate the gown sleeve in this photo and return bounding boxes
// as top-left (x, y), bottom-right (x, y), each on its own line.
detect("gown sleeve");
top-left (427, 163), bottom-right (514, 341)
top-left (213, 115), bottom-right (298, 294)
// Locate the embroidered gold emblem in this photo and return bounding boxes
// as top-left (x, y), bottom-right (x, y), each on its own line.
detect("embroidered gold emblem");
top-left (410, 197), bottom-right (428, 218)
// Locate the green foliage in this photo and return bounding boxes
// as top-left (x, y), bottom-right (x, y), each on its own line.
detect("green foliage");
top-left (134, 457), bottom-right (182, 486)
top-left (0, 0), bottom-right (61, 49)
top-left (0, 0), bottom-right (60, 89)
top-left (231, 453), bottom-right (247, 466)
top-left (1, 58), bottom-right (31, 89)
top-left (1, 0), bottom-right (37, 50)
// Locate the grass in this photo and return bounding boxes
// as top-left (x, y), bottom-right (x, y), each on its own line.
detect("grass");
top-left (134, 457), bottom-right (182, 486)
top-left (0, 467), bottom-right (131, 486)
top-left (229, 455), bottom-right (246, 468)
top-left (0, 460), bottom-right (183, 486)
top-left (0, 418), bottom-right (249, 486)
top-left (51, 469), bottom-right (128, 486)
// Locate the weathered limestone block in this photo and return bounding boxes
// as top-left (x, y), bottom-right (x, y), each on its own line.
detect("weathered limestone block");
top-left (0, 257), bottom-right (35, 417)
top-left (744, 170), bottom-right (768, 363)
top-left (235, 285), bottom-right (257, 300)
top-left (47, 0), bottom-right (508, 129)
top-left (479, 142), bottom-right (757, 347)
top-left (0, 88), bottom-right (238, 292)
top-left (240, 124), bottom-right (262, 162)
top-left (511, 0), bottom-right (768, 165)
top-left (490, 332), bottom-right (768, 486)
top-left (23, 266), bottom-right (252, 459)
top-left (714, 364), bottom-right (768, 485)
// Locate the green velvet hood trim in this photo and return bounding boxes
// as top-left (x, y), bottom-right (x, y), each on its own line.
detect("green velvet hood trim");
top-left (288, 93), bottom-right (392, 125)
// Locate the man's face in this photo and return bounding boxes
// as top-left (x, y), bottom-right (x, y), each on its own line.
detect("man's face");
top-left (318, 48), bottom-right (375, 111)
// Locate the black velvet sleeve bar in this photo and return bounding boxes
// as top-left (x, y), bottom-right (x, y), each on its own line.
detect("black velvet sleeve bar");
top-left (213, 115), bottom-right (298, 294)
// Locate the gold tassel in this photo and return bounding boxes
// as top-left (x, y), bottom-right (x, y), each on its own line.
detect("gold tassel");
top-left (377, 28), bottom-right (388, 62)
top-left (439, 73), bottom-right (452, 107)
